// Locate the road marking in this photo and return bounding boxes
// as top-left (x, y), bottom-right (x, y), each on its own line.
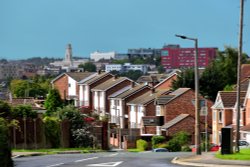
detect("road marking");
top-left (46, 163), bottom-right (64, 167)
top-left (108, 153), bottom-right (118, 157)
top-left (87, 161), bottom-right (123, 166)
top-left (75, 157), bottom-right (99, 163)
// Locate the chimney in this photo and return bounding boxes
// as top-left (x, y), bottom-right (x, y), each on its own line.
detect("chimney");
top-left (113, 75), bottom-right (118, 80)
top-left (98, 70), bottom-right (102, 74)
top-left (151, 88), bottom-right (155, 94)
top-left (131, 82), bottom-right (135, 88)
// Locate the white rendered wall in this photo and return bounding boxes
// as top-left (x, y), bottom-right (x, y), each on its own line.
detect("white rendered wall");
top-left (68, 77), bottom-right (76, 96)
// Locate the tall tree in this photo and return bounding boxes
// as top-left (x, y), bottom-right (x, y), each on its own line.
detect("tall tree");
top-left (171, 69), bottom-right (195, 90)
top-left (44, 89), bottom-right (63, 115)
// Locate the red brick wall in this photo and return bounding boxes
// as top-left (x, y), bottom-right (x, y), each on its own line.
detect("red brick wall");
top-left (167, 116), bottom-right (195, 144)
top-left (164, 89), bottom-right (213, 133)
top-left (53, 74), bottom-right (68, 100)
top-left (156, 74), bottom-right (177, 90)
top-left (145, 101), bottom-right (156, 116)
top-left (144, 126), bottom-right (156, 134)
top-left (224, 109), bottom-right (233, 126)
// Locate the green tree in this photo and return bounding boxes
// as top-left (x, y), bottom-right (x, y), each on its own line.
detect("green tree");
top-left (78, 62), bottom-right (97, 72)
top-left (121, 70), bottom-right (143, 81)
top-left (44, 89), bottom-right (63, 115)
top-left (0, 118), bottom-right (13, 167)
top-left (171, 69), bottom-right (194, 90)
top-left (0, 101), bottom-right (11, 118)
top-left (10, 79), bottom-right (49, 98)
top-left (200, 47), bottom-right (248, 101)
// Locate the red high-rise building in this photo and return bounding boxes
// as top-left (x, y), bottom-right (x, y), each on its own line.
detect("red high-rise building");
top-left (161, 45), bottom-right (217, 69)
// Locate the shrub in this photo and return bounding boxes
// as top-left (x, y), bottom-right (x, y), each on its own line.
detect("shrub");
top-left (166, 139), bottom-right (181, 152)
top-left (182, 145), bottom-right (192, 152)
top-left (173, 131), bottom-right (190, 146)
top-left (136, 139), bottom-right (148, 151)
top-left (43, 116), bottom-right (60, 148)
top-left (152, 135), bottom-right (166, 148)
top-left (156, 143), bottom-right (168, 149)
top-left (0, 118), bottom-right (13, 167)
top-left (11, 105), bottom-right (37, 118)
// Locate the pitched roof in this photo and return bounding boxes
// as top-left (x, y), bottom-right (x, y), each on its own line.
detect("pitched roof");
top-left (51, 72), bottom-right (96, 83)
top-left (66, 72), bottom-right (95, 82)
top-left (91, 77), bottom-right (132, 91)
top-left (127, 89), bottom-right (170, 105)
top-left (219, 91), bottom-right (246, 108)
top-left (155, 88), bottom-right (191, 105)
top-left (137, 74), bottom-right (169, 83)
top-left (233, 78), bottom-right (249, 92)
top-left (161, 114), bottom-right (190, 129)
top-left (110, 84), bottom-right (151, 99)
top-left (80, 72), bottom-right (113, 85)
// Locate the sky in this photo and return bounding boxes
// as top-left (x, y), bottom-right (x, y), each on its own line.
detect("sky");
top-left (0, 0), bottom-right (250, 60)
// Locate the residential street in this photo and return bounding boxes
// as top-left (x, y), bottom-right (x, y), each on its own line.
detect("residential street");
top-left (14, 152), bottom-right (191, 167)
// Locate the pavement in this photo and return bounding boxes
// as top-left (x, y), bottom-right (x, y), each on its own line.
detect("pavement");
top-left (172, 152), bottom-right (250, 167)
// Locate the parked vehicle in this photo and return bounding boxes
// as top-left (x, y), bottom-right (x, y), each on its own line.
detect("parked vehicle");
top-left (210, 143), bottom-right (220, 152)
top-left (238, 140), bottom-right (249, 146)
top-left (152, 148), bottom-right (169, 152)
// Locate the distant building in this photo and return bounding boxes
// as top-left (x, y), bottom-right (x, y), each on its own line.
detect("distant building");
top-left (161, 44), bottom-right (217, 69)
top-left (90, 51), bottom-right (116, 62)
top-left (105, 63), bottom-right (148, 74)
top-left (128, 48), bottom-right (161, 58)
top-left (50, 44), bottom-right (89, 70)
top-left (0, 63), bottom-right (22, 80)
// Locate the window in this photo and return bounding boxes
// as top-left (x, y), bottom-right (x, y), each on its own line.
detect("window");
top-left (68, 83), bottom-right (71, 87)
top-left (156, 105), bottom-right (161, 116)
top-left (218, 110), bottom-right (222, 123)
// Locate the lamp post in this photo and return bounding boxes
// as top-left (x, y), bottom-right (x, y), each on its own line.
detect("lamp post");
top-left (175, 34), bottom-right (201, 155)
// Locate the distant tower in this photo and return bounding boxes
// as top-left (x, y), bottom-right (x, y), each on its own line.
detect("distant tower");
top-left (65, 44), bottom-right (73, 66)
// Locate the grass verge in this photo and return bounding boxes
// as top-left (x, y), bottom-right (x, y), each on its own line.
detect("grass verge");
top-left (215, 148), bottom-right (250, 160)
top-left (127, 148), bottom-right (144, 152)
top-left (12, 148), bottom-right (101, 154)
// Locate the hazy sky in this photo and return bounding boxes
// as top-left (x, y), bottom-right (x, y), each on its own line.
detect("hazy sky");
top-left (1, 0), bottom-right (250, 60)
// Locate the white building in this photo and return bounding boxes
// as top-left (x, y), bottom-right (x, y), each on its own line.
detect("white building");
top-left (105, 63), bottom-right (148, 74)
top-left (90, 51), bottom-right (116, 62)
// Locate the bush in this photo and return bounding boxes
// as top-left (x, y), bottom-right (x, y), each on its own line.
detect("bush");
top-left (136, 139), bottom-right (148, 151)
top-left (43, 116), bottom-right (60, 148)
top-left (173, 131), bottom-right (190, 146)
top-left (155, 143), bottom-right (168, 149)
top-left (166, 139), bottom-right (181, 152)
top-left (181, 145), bottom-right (192, 152)
top-left (0, 118), bottom-right (13, 167)
top-left (151, 135), bottom-right (166, 148)
top-left (11, 105), bottom-right (37, 118)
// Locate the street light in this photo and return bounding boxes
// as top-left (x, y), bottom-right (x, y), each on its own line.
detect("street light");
top-left (175, 34), bottom-right (201, 155)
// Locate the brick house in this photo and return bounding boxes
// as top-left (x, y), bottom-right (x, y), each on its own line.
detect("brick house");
top-left (211, 91), bottom-right (246, 145)
top-left (91, 76), bottom-right (134, 117)
top-left (155, 88), bottom-right (213, 144)
top-left (154, 70), bottom-right (179, 90)
top-left (109, 84), bottom-right (151, 129)
top-left (51, 72), bottom-right (96, 106)
top-left (126, 89), bottom-right (170, 135)
top-left (78, 71), bottom-right (113, 111)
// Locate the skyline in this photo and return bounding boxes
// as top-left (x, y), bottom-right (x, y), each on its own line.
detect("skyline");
top-left (1, 0), bottom-right (250, 60)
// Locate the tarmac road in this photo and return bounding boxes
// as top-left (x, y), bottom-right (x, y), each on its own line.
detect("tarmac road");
top-left (14, 151), bottom-right (191, 167)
